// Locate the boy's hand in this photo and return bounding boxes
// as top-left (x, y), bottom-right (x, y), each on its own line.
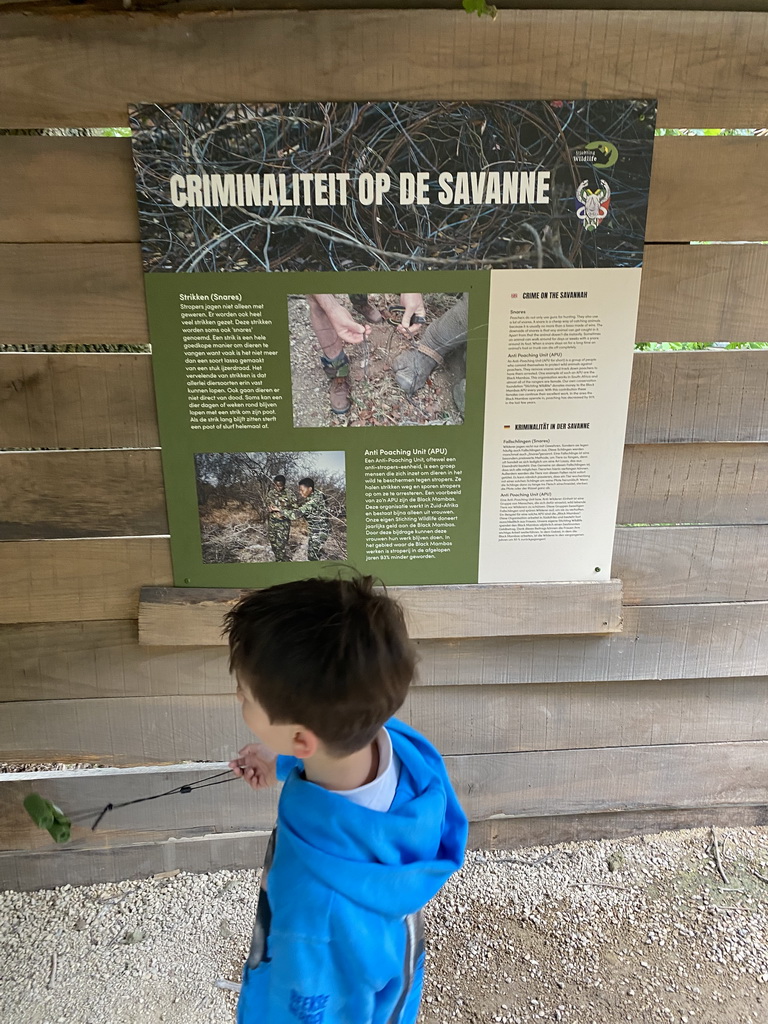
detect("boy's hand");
top-left (229, 743), bottom-right (278, 790)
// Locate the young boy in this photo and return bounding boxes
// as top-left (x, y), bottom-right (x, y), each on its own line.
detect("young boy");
top-left (225, 576), bottom-right (468, 1024)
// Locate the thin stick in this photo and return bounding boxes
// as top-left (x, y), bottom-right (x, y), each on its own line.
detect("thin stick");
top-left (711, 827), bottom-right (730, 884)
top-left (48, 951), bottom-right (57, 989)
top-left (214, 980), bottom-right (242, 993)
top-left (569, 881), bottom-right (632, 891)
top-left (751, 869), bottom-right (768, 885)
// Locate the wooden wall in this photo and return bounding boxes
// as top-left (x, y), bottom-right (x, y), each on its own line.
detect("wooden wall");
top-left (1, 5), bottom-right (767, 890)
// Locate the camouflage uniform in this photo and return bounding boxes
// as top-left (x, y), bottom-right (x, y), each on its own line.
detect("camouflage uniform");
top-left (297, 489), bottom-right (330, 561)
top-left (266, 485), bottom-right (296, 562)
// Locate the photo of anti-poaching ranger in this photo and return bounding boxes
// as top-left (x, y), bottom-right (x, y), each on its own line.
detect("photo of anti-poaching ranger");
top-left (294, 478), bottom-right (330, 561)
top-left (265, 475), bottom-right (295, 562)
top-left (194, 451), bottom-right (346, 564)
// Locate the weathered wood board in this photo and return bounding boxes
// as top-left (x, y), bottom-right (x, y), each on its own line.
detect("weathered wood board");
top-left (0, 830), bottom-right (273, 893)
top-left (0, 244), bottom-right (150, 347)
top-left (626, 350), bottom-right (768, 444)
top-left (645, 137), bottom-right (768, 242)
top-left (5, 803), bottom-right (767, 893)
top-left (4, 676), bottom-right (768, 764)
top-left (616, 444), bottom-right (768, 525)
top-left (139, 582), bottom-right (624, 644)
top-left (3, 602), bottom-right (768, 701)
top-left (0, 764), bottom-right (278, 853)
top-left (0, 352), bottom-right (158, 450)
top-left (136, 527), bottom-right (768, 642)
top-left (2, 441), bottom-right (765, 544)
top-left (0, 449), bottom-right (168, 539)
top-left (0, 537), bottom-right (173, 623)
top-left (3, 136), bottom-right (768, 244)
top-left (2, 523), bottom-right (765, 623)
top-left (469, 803), bottom-right (768, 855)
top-left (4, 245), bottom-right (768, 351)
top-left (4, 349), bottom-right (768, 451)
top-left (411, 603), bottom-right (768, 686)
top-left (636, 245), bottom-right (768, 350)
top-left (3, 1), bottom-right (767, 14)
top-left (2, 10), bottom-right (768, 127)
top-left (0, 618), bottom-right (229, 701)
top-left (613, 525), bottom-right (768, 605)
top-left (3, 741), bottom-right (767, 856)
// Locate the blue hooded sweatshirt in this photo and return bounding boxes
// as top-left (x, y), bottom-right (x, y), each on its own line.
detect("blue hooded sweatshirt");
top-left (237, 717), bottom-right (468, 1024)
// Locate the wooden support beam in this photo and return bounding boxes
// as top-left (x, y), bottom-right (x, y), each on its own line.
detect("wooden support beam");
top-left (616, 444), bottom-right (768, 526)
top-left (3, 136), bottom-right (768, 244)
top-left (3, 675), bottom-right (768, 763)
top-left (0, 450), bottom-right (167, 540)
top-left (2, 740), bottom-right (767, 887)
top-left (626, 350), bottom-right (768, 444)
top-left (4, 803), bottom-right (767, 893)
top-left (1, 11), bottom-right (767, 128)
top-left (4, 348), bottom-right (768, 452)
top-left (1, 440), bottom-right (765, 543)
top-left (138, 581), bottom-right (624, 644)
top-left (2, 602), bottom-right (768, 698)
top-left (0, 352), bottom-right (159, 450)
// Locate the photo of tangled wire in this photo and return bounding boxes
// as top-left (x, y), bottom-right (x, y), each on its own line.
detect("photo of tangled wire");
top-left (129, 100), bottom-right (656, 274)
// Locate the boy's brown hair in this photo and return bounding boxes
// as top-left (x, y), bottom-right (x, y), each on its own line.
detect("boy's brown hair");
top-left (224, 576), bottom-right (416, 755)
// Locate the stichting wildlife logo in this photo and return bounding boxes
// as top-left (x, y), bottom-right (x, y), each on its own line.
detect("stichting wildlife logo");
top-left (572, 140), bottom-right (620, 169)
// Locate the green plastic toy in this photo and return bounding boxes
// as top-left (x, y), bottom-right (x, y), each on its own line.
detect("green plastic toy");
top-left (23, 793), bottom-right (72, 844)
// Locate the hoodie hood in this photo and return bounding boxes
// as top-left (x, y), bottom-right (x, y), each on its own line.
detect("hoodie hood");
top-left (275, 718), bottom-right (468, 918)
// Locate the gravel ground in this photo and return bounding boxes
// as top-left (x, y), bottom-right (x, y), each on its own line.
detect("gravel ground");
top-left (1, 826), bottom-right (767, 1024)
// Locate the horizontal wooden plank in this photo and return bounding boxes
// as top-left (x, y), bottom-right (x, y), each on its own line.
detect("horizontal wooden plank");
top-left (457, 740), bottom-right (768, 821)
top-left (4, 348), bottom-right (768, 455)
top-left (635, 247), bottom-right (768, 350)
top-left (0, 352), bottom-right (159, 450)
top-left (3, 136), bottom-right (768, 244)
top-left (138, 525), bottom-right (768, 643)
top-left (0, 139), bottom-right (137, 243)
top-left (3, 601), bottom-right (768, 698)
top-left (0, 244), bottom-right (149, 347)
top-left (0, 450), bottom-right (167, 539)
top-left (645, 137), bottom-right (768, 243)
top-left (5, 243), bottom-right (768, 357)
top-left (416, 602), bottom-right (768, 685)
top-left (469, 804), bottom-right (768, 853)
top-left (0, 695), bottom-right (251, 765)
top-left (4, 0), bottom-right (767, 13)
top-left (2, 441), bottom-right (765, 547)
top-left (0, 763), bottom-right (278, 854)
top-left (139, 582), bottom-right (623, 645)
top-left (626, 350), bottom-right (768, 444)
top-left (2, 741), bottom-right (766, 854)
top-left (0, 619), bottom-right (230, 700)
top-left (5, 803), bottom-right (766, 893)
top-left (614, 525), bottom-right (768, 605)
top-left (0, 538), bottom-right (173, 623)
top-left (4, 675), bottom-right (768, 762)
top-left (617, 444), bottom-right (768, 525)
top-left (0, 829), bottom-right (272, 893)
top-left (2, 10), bottom-right (768, 128)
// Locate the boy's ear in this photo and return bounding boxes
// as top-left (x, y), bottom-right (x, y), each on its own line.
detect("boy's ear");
top-left (291, 727), bottom-right (319, 759)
